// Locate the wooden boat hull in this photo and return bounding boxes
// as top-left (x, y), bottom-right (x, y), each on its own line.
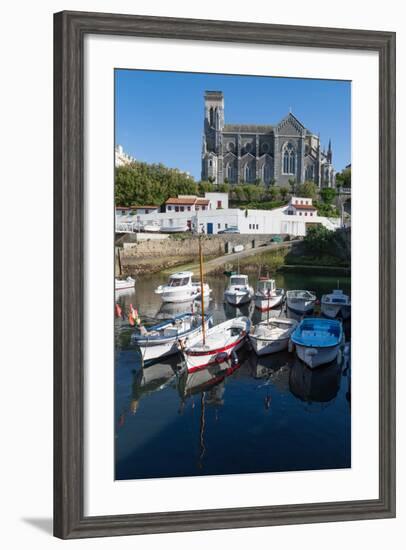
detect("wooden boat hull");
top-left (182, 334), bottom-right (247, 373)
top-left (294, 343), bottom-right (341, 369)
top-left (249, 334), bottom-right (290, 355)
top-left (134, 315), bottom-right (212, 363)
top-left (286, 299), bottom-right (315, 315)
top-left (181, 318), bottom-right (250, 373)
top-left (321, 303), bottom-right (351, 320)
top-left (115, 277), bottom-right (135, 290)
top-left (156, 284), bottom-right (211, 303)
top-left (254, 292), bottom-right (284, 311)
top-left (224, 290), bottom-right (252, 306)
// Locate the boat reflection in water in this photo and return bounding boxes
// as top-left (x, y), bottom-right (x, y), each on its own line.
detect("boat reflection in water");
top-left (156, 301), bottom-right (196, 320)
top-left (177, 355), bottom-right (241, 469)
top-left (130, 354), bottom-right (182, 414)
top-left (223, 300), bottom-right (251, 320)
top-left (289, 358), bottom-right (341, 404)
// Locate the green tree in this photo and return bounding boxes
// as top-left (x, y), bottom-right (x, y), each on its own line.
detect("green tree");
top-left (320, 187), bottom-right (337, 205)
top-left (280, 186), bottom-right (289, 201)
top-left (288, 178), bottom-right (296, 194)
top-left (296, 181), bottom-right (318, 199)
top-left (336, 166), bottom-right (351, 188)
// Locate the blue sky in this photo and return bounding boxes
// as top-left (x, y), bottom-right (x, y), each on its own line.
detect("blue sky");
top-left (115, 70), bottom-right (351, 178)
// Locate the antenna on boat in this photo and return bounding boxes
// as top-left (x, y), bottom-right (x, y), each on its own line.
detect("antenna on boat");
top-left (198, 235), bottom-right (206, 346)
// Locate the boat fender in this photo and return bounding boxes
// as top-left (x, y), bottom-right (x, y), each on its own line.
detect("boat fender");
top-left (215, 352), bottom-right (228, 364)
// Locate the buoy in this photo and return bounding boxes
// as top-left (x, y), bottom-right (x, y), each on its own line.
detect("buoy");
top-left (115, 303), bottom-right (122, 318)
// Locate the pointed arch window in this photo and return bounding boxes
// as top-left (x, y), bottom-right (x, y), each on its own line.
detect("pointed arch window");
top-left (282, 143), bottom-right (296, 175)
top-left (225, 162), bottom-right (233, 182)
top-left (262, 163), bottom-right (271, 183)
top-left (244, 163), bottom-right (254, 182)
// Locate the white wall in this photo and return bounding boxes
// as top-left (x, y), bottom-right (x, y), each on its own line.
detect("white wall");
top-left (0, 1), bottom-right (404, 550)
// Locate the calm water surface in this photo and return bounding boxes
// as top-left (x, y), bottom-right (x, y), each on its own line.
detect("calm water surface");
top-left (115, 270), bottom-right (351, 480)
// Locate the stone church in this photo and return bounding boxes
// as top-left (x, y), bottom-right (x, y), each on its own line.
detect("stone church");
top-left (201, 91), bottom-right (335, 187)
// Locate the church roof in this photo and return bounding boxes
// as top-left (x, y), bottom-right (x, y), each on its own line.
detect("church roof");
top-left (223, 124), bottom-right (274, 133)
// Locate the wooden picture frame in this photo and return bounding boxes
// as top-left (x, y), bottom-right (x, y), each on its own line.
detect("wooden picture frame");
top-left (54, 10), bottom-right (396, 539)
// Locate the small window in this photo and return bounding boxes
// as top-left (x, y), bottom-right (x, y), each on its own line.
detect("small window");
top-left (145, 209), bottom-right (149, 214)
top-left (175, 206), bottom-right (179, 212)
top-left (187, 206), bottom-right (191, 211)
top-left (225, 223), bottom-right (228, 229)
top-left (218, 223), bottom-right (221, 229)
top-left (217, 200), bottom-right (222, 208)
top-left (310, 213), bottom-right (313, 217)
top-left (180, 206), bottom-right (185, 212)
top-left (167, 205), bottom-right (171, 211)
top-left (301, 200), bottom-right (303, 204)
top-left (305, 212), bottom-right (308, 216)
top-left (202, 206), bottom-right (206, 211)
top-left (256, 224), bottom-right (259, 229)
top-left (299, 212), bottom-right (302, 216)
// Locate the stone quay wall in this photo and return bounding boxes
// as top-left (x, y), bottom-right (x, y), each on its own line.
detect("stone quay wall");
top-left (116, 234), bottom-right (279, 276)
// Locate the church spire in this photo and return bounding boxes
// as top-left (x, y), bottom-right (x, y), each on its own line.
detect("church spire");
top-left (327, 139), bottom-right (332, 163)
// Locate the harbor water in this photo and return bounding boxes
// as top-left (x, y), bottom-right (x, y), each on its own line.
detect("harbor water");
top-left (115, 270), bottom-right (351, 480)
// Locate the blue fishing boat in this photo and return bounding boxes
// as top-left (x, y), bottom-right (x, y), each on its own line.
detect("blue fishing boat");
top-left (132, 313), bottom-right (213, 364)
top-left (290, 318), bottom-right (343, 368)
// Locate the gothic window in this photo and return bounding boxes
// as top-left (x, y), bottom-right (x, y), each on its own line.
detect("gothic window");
top-left (227, 142), bottom-right (235, 152)
top-left (262, 163), bottom-right (271, 183)
top-left (225, 163), bottom-right (233, 182)
top-left (282, 142), bottom-right (296, 175)
top-left (245, 142), bottom-right (252, 154)
top-left (244, 163), bottom-right (253, 182)
top-left (209, 107), bottom-right (214, 126)
top-left (262, 143), bottom-right (270, 154)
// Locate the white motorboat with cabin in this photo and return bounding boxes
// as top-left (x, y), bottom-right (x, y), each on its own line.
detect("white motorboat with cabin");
top-left (155, 271), bottom-right (211, 303)
top-left (249, 317), bottom-right (298, 356)
top-left (253, 278), bottom-right (285, 311)
top-left (179, 316), bottom-right (250, 373)
top-left (115, 276), bottom-right (135, 291)
top-left (286, 290), bottom-right (316, 315)
top-left (321, 289), bottom-right (351, 319)
top-left (132, 313), bottom-right (212, 363)
top-left (290, 317), bottom-right (343, 368)
top-left (224, 274), bottom-right (254, 306)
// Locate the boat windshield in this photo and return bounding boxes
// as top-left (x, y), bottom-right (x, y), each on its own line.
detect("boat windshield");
top-left (168, 277), bottom-right (190, 287)
top-left (230, 277), bottom-right (247, 286)
top-left (258, 280), bottom-right (275, 292)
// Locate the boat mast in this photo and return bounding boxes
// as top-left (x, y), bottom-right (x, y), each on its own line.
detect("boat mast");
top-left (199, 235), bottom-right (206, 345)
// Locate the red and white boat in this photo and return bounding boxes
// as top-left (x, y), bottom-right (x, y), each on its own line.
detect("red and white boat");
top-left (253, 278), bottom-right (285, 311)
top-left (179, 317), bottom-right (250, 373)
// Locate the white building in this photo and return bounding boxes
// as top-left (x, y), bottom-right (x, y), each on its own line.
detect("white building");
top-left (115, 145), bottom-right (136, 166)
top-left (286, 196), bottom-right (318, 218)
top-left (164, 192), bottom-right (228, 213)
top-left (115, 192), bottom-right (340, 236)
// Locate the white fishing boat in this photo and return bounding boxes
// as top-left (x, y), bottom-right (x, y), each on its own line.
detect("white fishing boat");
top-left (249, 317), bottom-right (298, 356)
top-left (155, 271), bottom-right (211, 303)
top-left (132, 313), bottom-right (212, 363)
top-left (253, 278), bottom-right (285, 311)
top-left (179, 317), bottom-right (250, 373)
top-left (290, 318), bottom-right (343, 368)
top-left (115, 276), bottom-right (135, 290)
top-left (143, 222), bottom-right (160, 233)
top-left (321, 289), bottom-right (351, 319)
top-left (224, 274), bottom-right (254, 306)
top-left (160, 224), bottom-right (189, 233)
top-left (286, 290), bottom-right (316, 315)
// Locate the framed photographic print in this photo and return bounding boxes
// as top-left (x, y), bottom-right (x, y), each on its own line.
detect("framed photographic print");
top-left (54, 11), bottom-right (396, 539)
